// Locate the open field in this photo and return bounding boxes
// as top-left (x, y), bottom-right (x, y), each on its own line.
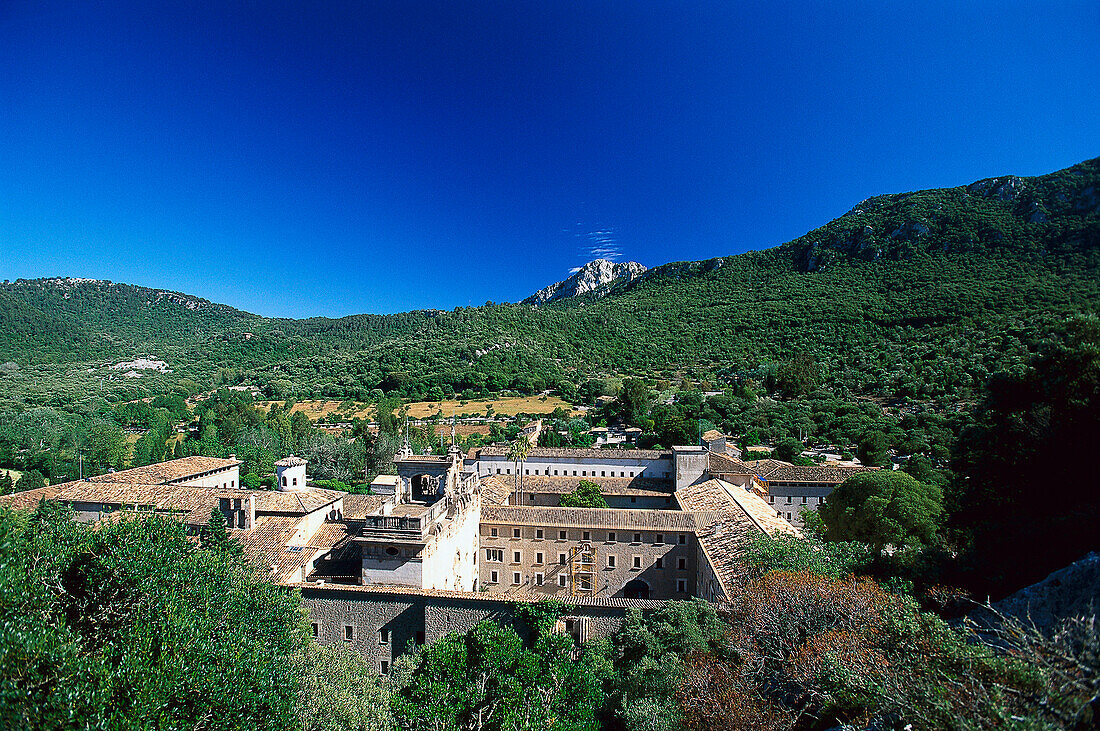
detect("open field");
top-left (254, 395), bottom-right (580, 422)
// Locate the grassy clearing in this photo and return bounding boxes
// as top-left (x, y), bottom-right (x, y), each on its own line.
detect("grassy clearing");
top-left (253, 395), bottom-right (580, 422)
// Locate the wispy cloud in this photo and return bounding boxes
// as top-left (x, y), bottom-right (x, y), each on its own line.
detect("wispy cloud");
top-left (577, 226), bottom-right (622, 261)
top-left (568, 266), bottom-right (582, 274)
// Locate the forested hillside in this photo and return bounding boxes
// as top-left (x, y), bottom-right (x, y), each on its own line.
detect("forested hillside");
top-left (1, 157), bottom-right (1097, 408)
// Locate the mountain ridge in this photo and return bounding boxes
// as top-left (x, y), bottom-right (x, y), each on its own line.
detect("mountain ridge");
top-left (522, 259), bottom-right (648, 305)
top-left (1, 156), bottom-right (1097, 407)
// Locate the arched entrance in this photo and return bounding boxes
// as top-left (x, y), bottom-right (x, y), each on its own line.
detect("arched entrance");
top-left (411, 474), bottom-right (439, 501)
top-left (622, 579), bottom-right (650, 599)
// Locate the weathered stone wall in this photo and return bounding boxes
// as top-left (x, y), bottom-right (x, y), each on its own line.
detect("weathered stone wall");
top-left (480, 524), bottom-right (697, 599)
top-left (300, 585), bottom-right (644, 672)
top-left (179, 465), bottom-right (241, 489)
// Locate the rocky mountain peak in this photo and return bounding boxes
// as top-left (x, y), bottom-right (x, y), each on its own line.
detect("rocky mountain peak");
top-left (522, 259), bottom-right (647, 305)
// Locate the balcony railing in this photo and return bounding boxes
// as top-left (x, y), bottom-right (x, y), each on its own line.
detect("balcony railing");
top-left (354, 515), bottom-right (423, 537)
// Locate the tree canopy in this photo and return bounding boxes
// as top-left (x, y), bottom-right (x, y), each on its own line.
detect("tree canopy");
top-left (819, 470), bottom-right (943, 551)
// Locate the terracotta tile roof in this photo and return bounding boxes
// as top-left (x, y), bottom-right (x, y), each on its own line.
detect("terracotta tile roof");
top-left (234, 516), bottom-right (353, 584)
top-left (740, 458), bottom-right (790, 476)
top-left (476, 446), bottom-right (670, 460)
top-left (295, 581), bottom-right (665, 609)
top-left (341, 494), bottom-right (385, 518)
top-left (708, 453), bottom-right (751, 474)
top-left (0, 485), bottom-right (61, 510)
top-left (762, 464), bottom-right (876, 484)
top-left (676, 478), bottom-right (799, 599)
top-left (254, 488), bottom-right (343, 514)
top-left (87, 456), bottom-right (240, 485)
top-left (479, 475), bottom-right (514, 506)
top-left (54, 482), bottom-right (254, 526)
top-left (481, 505), bottom-right (697, 531)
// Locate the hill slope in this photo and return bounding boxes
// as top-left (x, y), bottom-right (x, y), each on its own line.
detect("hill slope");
top-left (1, 158), bottom-right (1097, 407)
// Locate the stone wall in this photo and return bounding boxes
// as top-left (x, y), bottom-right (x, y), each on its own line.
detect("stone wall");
top-left (479, 524), bottom-right (697, 599)
top-left (300, 584), bottom-right (650, 672)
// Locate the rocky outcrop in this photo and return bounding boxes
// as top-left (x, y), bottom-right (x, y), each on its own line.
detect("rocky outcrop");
top-left (992, 552), bottom-right (1100, 633)
top-left (523, 259), bottom-right (647, 305)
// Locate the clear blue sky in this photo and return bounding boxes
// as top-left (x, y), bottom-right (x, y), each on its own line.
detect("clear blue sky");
top-left (1, 1), bottom-right (1097, 318)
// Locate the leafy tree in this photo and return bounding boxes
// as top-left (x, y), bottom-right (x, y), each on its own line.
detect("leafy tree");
top-left (744, 531), bottom-right (872, 580)
top-left (293, 642), bottom-right (393, 731)
top-left (200, 507), bottom-right (242, 556)
top-left (560, 480), bottom-right (609, 508)
top-left (617, 379), bottom-right (654, 427)
top-left (86, 418), bottom-right (126, 471)
top-left (771, 438), bottom-right (804, 463)
top-left (603, 600), bottom-right (726, 731)
top-left (0, 506), bottom-right (307, 729)
top-left (819, 470), bottom-right (943, 551)
top-left (0, 471), bottom-right (12, 495)
top-left (507, 436), bottom-right (530, 501)
top-left (856, 430), bottom-right (889, 467)
top-left (391, 619), bottom-right (604, 731)
top-left (15, 469), bottom-right (45, 490)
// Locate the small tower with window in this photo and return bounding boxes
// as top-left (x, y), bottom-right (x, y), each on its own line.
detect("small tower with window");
top-left (275, 455), bottom-right (307, 491)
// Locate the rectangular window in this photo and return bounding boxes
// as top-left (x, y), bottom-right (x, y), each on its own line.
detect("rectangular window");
top-left (344, 625), bottom-right (354, 641)
top-left (633, 556), bottom-right (641, 569)
top-left (491, 527), bottom-right (498, 537)
top-left (630, 497), bottom-right (637, 503)
top-left (559, 530), bottom-right (567, 540)
top-left (558, 575), bottom-right (567, 587)
top-left (536, 529), bottom-right (544, 539)
top-left (380, 629), bottom-right (390, 643)
top-left (573, 470), bottom-right (577, 476)
top-left (497, 468), bottom-right (501, 474)
top-left (786, 496), bottom-right (792, 503)
top-left (512, 551), bottom-right (521, 563)
top-left (490, 570), bottom-right (499, 583)
top-left (633, 533), bottom-right (641, 543)
top-left (677, 579), bottom-right (687, 592)
top-left (554, 470), bottom-right (558, 475)
top-left (525, 469), bottom-right (529, 475)
top-left (535, 572), bottom-right (544, 585)
top-left (601, 471), bottom-right (606, 477)
top-left (486, 548), bottom-right (503, 562)
top-left (678, 534), bottom-right (687, 545)
top-left (607, 554), bottom-right (616, 568)
top-left (655, 533), bottom-right (663, 544)
top-left (787, 513), bottom-right (792, 520)
top-left (678, 557), bottom-right (687, 570)
top-left (513, 528), bottom-right (521, 538)
top-left (512, 572), bottom-right (521, 585)
top-left (656, 557), bottom-right (664, 569)
top-left (535, 552), bottom-right (544, 564)
top-left (607, 531), bottom-right (616, 542)
top-left (310, 622), bottom-right (318, 638)
top-left (529, 493), bottom-right (535, 501)
top-left (380, 660), bottom-right (390, 674)
top-left (802, 496), bottom-right (807, 504)
top-left (582, 531), bottom-right (590, 541)
top-left (559, 553), bottom-right (566, 565)
top-left (769, 496), bottom-right (775, 503)
top-left (630, 471), bottom-right (635, 477)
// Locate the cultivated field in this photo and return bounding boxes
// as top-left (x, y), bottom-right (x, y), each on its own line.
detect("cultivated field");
top-left (253, 395), bottom-right (580, 422)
